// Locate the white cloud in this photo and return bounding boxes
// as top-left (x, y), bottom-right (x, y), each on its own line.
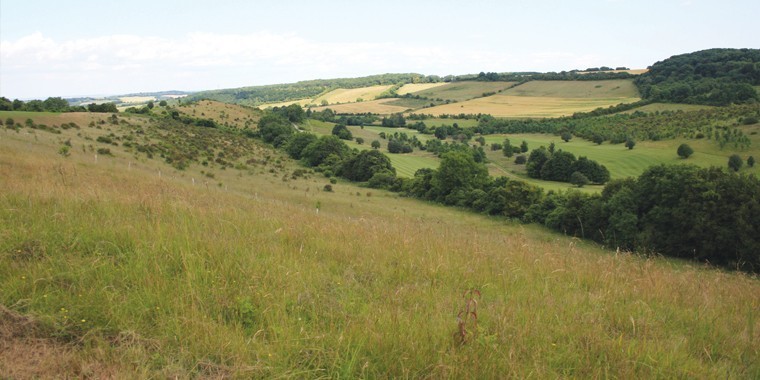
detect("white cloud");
top-left (1, 31), bottom-right (600, 98)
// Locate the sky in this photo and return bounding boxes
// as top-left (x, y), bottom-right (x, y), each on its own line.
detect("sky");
top-left (1, 0), bottom-right (758, 99)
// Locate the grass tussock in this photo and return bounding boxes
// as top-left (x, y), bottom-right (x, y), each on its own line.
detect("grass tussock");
top-left (1, 133), bottom-right (759, 378)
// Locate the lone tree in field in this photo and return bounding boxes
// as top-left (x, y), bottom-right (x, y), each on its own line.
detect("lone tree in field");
top-left (570, 171), bottom-right (590, 187)
top-left (625, 138), bottom-right (636, 150)
top-left (677, 143), bottom-right (694, 159)
top-left (520, 140), bottom-right (529, 153)
top-left (371, 140), bottom-right (381, 149)
top-left (728, 154), bottom-right (743, 171)
top-left (748, 156), bottom-right (755, 167)
top-left (561, 132), bottom-right (572, 142)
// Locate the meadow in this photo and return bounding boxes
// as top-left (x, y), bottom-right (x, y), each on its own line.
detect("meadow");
top-left (310, 99), bottom-right (410, 115)
top-left (1, 113), bottom-right (759, 378)
top-left (313, 86), bottom-right (393, 105)
top-left (396, 83), bottom-right (448, 95)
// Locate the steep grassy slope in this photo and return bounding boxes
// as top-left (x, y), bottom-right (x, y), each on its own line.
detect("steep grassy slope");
top-left (1, 111), bottom-right (758, 378)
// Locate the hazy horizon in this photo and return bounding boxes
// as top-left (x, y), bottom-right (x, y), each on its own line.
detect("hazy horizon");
top-left (2, 0), bottom-right (758, 99)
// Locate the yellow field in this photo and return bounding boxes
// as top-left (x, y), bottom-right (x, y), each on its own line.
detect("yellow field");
top-left (503, 80), bottom-right (640, 98)
top-left (311, 98), bottom-right (410, 114)
top-left (314, 85), bottom-right (394, 105)
top-left (396, 83), bottom-right (448, 95)
top-left (408, 81), bottom-right (517, 102)
top-left (413, 95), bottom-right (641, 118)
top-left (118, 96), bottom-right (156, 103)
top-left (257, 99), bottom-right (314, 109)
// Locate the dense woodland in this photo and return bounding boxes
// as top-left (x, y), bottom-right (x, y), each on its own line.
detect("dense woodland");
top-left (0, 96), bottom-right (119, 113)
top-left (635, 48), bottom-right (760, 105)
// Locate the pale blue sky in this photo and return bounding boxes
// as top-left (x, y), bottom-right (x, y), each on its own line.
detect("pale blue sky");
top-left (1, 0), bottom-right (757, 99)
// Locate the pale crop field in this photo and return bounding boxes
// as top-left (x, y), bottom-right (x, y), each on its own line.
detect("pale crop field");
top-left (257, 98), bottom-right (314, 109)
top-left (314, 85), bottom-right (394, 105)
top-left (119, 96), bottom-right (157, 103)
top-left (407, 81), bottom-right (518, 102)
top-left (310, 98), bottom-right (410, 114)
top-left (415, 95), bottom-right (641, 118)
top-left (396, 82), bottom-right (448, 95)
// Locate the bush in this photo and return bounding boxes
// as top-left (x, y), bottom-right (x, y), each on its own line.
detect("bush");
top-left (677, 143), bottom-right (694, 159)
top-left (514, 155), bottom-right (527, 164)
top-left (728, 154), bottom-right (743, 171)
top-left (570, 171), bottom-right (590, 187)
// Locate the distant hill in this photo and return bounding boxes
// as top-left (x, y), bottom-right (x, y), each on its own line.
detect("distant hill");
top-left (635, 48), bottom-right (760, 105)
top-left (186, 73), bottom-right (438, 107)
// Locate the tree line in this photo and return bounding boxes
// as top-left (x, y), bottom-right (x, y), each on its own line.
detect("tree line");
top-left (0, 96), bottom-right (119, 113)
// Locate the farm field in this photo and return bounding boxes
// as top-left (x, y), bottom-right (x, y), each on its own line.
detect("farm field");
top-left (407, 81), bottom-right (517, 102)
top-left (501, 80), bottom-right (639, 98)
top-left (311, 98), bottom-right (410, 115)
top-left (414, 95), bottom-right (641, 118)
top-left (314, 85), bottom-right (393, 105)
top-left (1, 111), bottom-right (759, 378)
top-left (396, 82), bottom-right (448, 95)
top-left (257, 98), bottom-right (314, 109)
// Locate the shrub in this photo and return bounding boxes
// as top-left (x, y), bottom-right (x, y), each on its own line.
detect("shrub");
top-left (677, 143), bottom-right (693, 159)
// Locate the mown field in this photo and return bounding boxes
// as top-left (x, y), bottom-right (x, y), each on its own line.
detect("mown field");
top-left (619, 102), bottom-right (714, 114)
top-left (406, 81), bottom-right (517, 102)
top-left (310, 99), bottom-right (411, 115)
top-left (314, 85), bottom-right (393, 105)
top-left (501, 80), bottom-right (639, 98)
top-left (414, 95), bottom-right (642, 118)
top-left (1, 112), bottom-right (758, 378)
top-left (396, 83), bottom-right (448, 95)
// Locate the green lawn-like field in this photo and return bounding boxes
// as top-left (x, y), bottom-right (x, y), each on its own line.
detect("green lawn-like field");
top-left (620, 102), bottom-right (714, 114)
top-left (502, 79), bottom-right (640, 98)
top-left (483, 131), bottom-right (760, 185)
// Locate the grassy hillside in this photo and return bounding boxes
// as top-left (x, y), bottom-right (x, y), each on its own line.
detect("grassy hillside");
top-left (1, 111), bottom-right (759, 378)
top-left (175, 100), bottom-right (262, 129)
top-left (310, 99), bottom-right (410, 115)
top-left (502, 79), bottom-right (639, 98)
top-left (414, 95), bottom-right (641, 118)
top-left (314, 85), bottom-right (394, 105)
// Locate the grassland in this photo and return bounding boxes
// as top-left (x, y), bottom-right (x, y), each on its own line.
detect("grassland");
top-left (302, 120), bottom-right (440, 177)
top-left (407, 81), bottom-right (518, 102)
top-left (482, 129), bottom-right (760, 188)
top-left (502, 80), bottom-right (639, 98)
top-left (176, 99), bottom-right (262, 129)
top-left (1, 111), bottom-right (759, 378)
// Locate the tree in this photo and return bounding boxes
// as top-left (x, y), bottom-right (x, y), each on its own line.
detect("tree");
top-left (301, 135), bottom-right (350, 167)
top-left (748, 156), bottom-right (755, 167)
top-left (355, 137), bottom-right (364, 145)
top-left (570, 171), bottom-right (590, 187)
top-left (514, 155), bottom-right (527, 164)
top-left (430, 150), bottom-right (489, 204)
top-left (677, 143), bottom-right (694, 159)
top-left (728, 154), bottom-right (743, 171)
top-left (371, 140), bottom-right (381, 149)
top-left (147, 101), bottom-right (155, 109)
top-left (257, 114), bottom-right (293, 146)
top-left (625, 138), bottom-right (636, 150)
top-left (339, 150), bottom-right (395, 182)
top-left (159, 100), bottom-right (168, 107)
top-left (526, 147), bottom-right (550, 178)
top-left (561, 131), bottom-right (573, 142)
top-left (540, 150), bottom-right (576, 182)
top-left (520, 140), bottom-right (529, 153)
top-left (331, 124), bottom-right (353, 140)
top-left (285, 133), bottom-right (318, 159)
top-left (502, 139), bottom-right (513, 157)
top-left (591, 134), bottom-right (604, 145)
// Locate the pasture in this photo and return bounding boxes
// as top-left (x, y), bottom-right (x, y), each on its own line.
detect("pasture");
top-left (620, 102), bottom-right (714, 114)
top-left (1, 113), bottom-right (759, 378)
top-left (501, 80), bottom-right (640, 98)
